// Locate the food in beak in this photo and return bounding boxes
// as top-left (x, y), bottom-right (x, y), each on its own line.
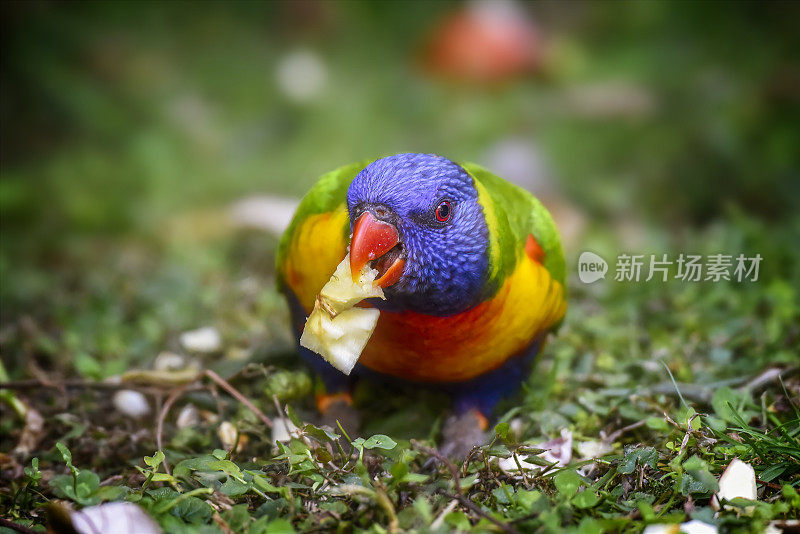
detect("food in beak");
top-left (300, 254), bottom-right (385, 374)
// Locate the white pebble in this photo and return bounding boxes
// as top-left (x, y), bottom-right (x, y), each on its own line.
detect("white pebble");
top-left (112, 390), bottom-right (150, 418)
top-left (496, 455), bottom-right (540, 473)
top-left (153, 351), bottom-right (187, 371)
top-left (218, 421), bottom-right (238, 451)
top-left (176, 404), bottom-right (199, 429)
top-left (271, 417), bottom-right (298, 444)
top-left (577, 440), bottom-right (613, 459)
top-left (180, 326), bottom-right (222, 353)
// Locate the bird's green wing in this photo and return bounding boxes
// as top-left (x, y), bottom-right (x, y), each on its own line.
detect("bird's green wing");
top-left (276, 159), bottom-right (374, 309)
top-left (460, 162), bottom-right (566, 290)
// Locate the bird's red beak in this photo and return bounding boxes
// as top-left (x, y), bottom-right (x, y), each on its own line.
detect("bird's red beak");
top-left (350, 212), bottom-right (405, 288)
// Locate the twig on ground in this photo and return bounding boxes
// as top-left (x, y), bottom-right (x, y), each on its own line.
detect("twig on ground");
top-left (461, 446), bottom-right (483, 478)
top-left (99, 474), bottom-right (124, 487)
top-left (678, 413), bottom-right (701, 457)
top-left (27, 361), bottom-right (68, 409)
top-left (203, 369), bottom-right (273, 429)
top-left (0, 518), bottom-right (37, 534)
top-left (212, 512), bottom-right (235, 534)
top-left (643, 367), bottom-right (800, 404)
top-left (271, 395), bottom-right (297, 440)
top-left (742, 366), bottom-right (799, 393)
top-left (511, 451), bottom-right (531, 486)
top-left (604, 419), bottom-right (647, 444)
top-left (0, 379), bottom-right (137, 390)
top-left (156, 383), bottom-right (193, 475)
top-left (0, 379), bottom-right (205, 393)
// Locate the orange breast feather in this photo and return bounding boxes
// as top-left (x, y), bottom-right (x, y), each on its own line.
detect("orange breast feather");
top-left (359, 249), bottom-right (565, 382)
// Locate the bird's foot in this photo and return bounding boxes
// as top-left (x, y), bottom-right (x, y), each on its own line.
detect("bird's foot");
top-left (438, 409), bottom-right (489, 459)
top-left (316, 392), bottom-right (361, 443)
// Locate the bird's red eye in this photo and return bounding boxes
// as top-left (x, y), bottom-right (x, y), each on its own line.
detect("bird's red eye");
top-left (435, 201), bottom-right (452, 222)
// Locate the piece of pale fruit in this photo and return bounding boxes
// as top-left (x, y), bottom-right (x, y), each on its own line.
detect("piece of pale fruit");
top-left (300, 254), bottom-right (384, 374)
top-left (316, 253), bottom-right (384, 313)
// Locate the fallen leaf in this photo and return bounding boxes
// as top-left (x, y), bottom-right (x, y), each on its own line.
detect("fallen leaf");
top-left (712, 458), bottom-right (757, 512)
top-left (71, 502), bottom-right (161, 534)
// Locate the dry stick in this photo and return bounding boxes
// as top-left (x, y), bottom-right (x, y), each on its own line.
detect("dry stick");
top-left (604, 419), bottom-right (647, 444)
top-left (743, 366), bottom-right (800, 393)
top-left (511, 451), bottom-right (531, 486)
top-left (481, 450), bottom-right (503, 484)
top-left (661, 410), bottom-right (683, 431)
top-left (27, 362), bottom-right (69, 410)
top-left (0, 518), bottom-right (37, 534)
top-left (644, 366), bottom-right (800, 403)
top-left (99, 474), bottom-right (124, 487)
top-left (154, 369), bottom-right (273, 474)
top-left (271, 395), bottom-right (297, 440)
top-left (0, 379), bottom-right (150, 390)
top-left (0, 379), bottom-right (206, 394)
top-left (461, 445), bottom-right (483, 478)
top-left (439, 490), bottom-right (521, 534)
top-left (156, 383), bottom-right (193, 475)
top-left (204, 369), bottom-right (273, 429)
top-left (678, 413), bottom-right (701, 457)
top-left (212, 512), bottom-right (235, 534)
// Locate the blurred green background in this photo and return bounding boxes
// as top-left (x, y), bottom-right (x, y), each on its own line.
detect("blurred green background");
top-left (1, 0), bottom-right (799, 381)
top-left (3, 6), bottom-right (799, 531)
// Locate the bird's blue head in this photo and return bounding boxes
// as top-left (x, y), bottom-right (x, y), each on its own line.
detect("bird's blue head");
top-left (346, 153), bottom-right (490, 316)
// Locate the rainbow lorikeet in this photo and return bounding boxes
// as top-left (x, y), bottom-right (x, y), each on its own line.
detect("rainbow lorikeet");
top-left (277, 153), bottom-right (566, 456)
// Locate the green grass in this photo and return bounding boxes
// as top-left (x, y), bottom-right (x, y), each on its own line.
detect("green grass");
top-left (1, 216), bottom-right (798, 533)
